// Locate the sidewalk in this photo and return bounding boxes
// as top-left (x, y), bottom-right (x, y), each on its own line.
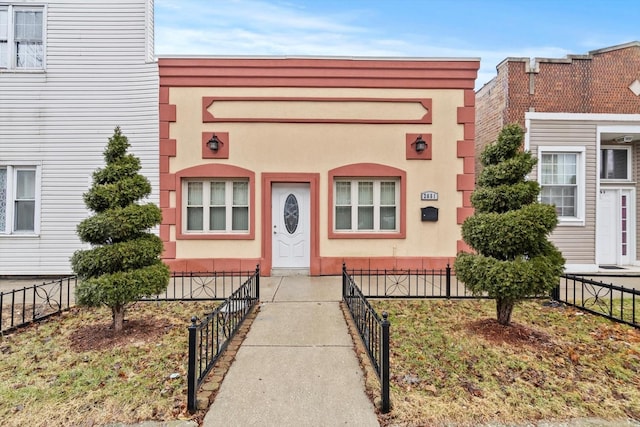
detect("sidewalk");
top-left (201, 275), bottom-right (380, 427)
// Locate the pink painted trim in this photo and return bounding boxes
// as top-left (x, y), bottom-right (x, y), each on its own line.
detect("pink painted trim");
top-left (261, 173), bottom-right (321, 276)
top-left (327, 163), bottom-right (406, 239)
top-left (164, 258), bottom-right (261, 273)
top-left (201, 132), bottom-right (229, 159)
top-left (162, 241), bottom-right (176, 259)
top-left (160, 139), bottom-right (176, 156)
top-left (202, 96), bottom-right (432, 124)
top-left (318, 256), bottom-right (455, 275)
top-left (159, 58), bottom-right (479, 90)
top-left (174, 164), bottom-right (256, 240)
top-left (160, 104), bottom-right (176, 122)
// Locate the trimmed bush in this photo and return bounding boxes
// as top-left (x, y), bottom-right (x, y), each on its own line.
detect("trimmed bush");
top-left (455, 124), bottom-right (564, 325)
top-left (71, 127), bottom-right (169, 332)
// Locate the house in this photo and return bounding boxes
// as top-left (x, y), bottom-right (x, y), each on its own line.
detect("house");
top-left (158, 56), bottom-right (479, 275)
top-left (476, 41), bottom-right (640, 272)
top-left (0, 0), bottom-right (158, 276)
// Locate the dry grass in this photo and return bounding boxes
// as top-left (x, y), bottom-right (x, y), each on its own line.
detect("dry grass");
top-left (0, 301), bottom-right (214, 427)
top-left (370, 299), bottom-right (640, 427)
top-left (3, 298), bottom-right (640, 427)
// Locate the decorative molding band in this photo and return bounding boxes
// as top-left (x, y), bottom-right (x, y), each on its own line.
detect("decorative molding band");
top-left (203, 96), bottom-right (432, 124)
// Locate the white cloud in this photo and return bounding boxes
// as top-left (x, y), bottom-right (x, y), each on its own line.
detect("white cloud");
top-left (155, 0), bottom-right (615, 89)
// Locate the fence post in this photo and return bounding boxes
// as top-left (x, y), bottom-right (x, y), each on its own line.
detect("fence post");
top-left (255, 264), bottom-right (260, 301)
top-left (187, 316), bottom-right (199, 413)
top-left (445, 264), bottom-right (451, 299)
top-left (342, 263), bottom-right (346, 299)
top-left (381, 311), bottom-right (390, 413)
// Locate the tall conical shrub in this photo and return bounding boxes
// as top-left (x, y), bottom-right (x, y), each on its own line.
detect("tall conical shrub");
top-left (72, 127), bottom-right (169, 332)
top-left (454, 124), bottom-right (564, 325)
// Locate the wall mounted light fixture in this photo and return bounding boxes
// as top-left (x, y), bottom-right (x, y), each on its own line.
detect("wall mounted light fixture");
top-left (412, 135), bottom-right (427, 153)
top-left (207, 134), bottom-right (222, 151)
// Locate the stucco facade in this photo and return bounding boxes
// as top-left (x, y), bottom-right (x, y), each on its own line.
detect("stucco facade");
top-left (159, 57), bottom-right (479, 275)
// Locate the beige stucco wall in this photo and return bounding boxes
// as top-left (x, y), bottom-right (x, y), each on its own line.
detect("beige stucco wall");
top-left (168, 87), bottom-right (465, 260)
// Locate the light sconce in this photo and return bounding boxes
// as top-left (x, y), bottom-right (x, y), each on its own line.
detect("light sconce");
top-left (207, 134), bottom-right (222, 151)
top-left (412, 135), bottom-right (427, 153)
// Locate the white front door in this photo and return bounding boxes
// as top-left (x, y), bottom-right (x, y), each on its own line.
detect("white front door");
top-left (597, 188), bottom-right (634, 265)
top-left (271, 183), bottom-right (310, 269)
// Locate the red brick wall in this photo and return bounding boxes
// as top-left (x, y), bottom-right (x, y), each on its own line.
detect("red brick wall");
top-left (476, 43), bottom-right (640, 179)
top-left (475, 60), bottom-right (510, 174)
top-left (588, 46), bottom-right (640, 113)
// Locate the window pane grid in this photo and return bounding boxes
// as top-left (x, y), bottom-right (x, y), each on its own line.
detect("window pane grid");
top-left (185, 179), bottom-right (249, 233)
top-left (540, 152), bottom-right (578, 218)
top-left (335, 179), bottom-right (398, 232)
top-left (0, 168), bottom-right (6, 232)
top-left (541, 186), bottom-right (575, 217)
top-left (13, 169), bottom-right (36, 232)
top-left (1, 166), bottom-right (37, 233)
top-left (2, 6), bottom-right (44, 70)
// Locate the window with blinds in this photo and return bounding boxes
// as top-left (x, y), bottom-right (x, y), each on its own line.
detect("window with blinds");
top-left (334, 179), bottom-right (398, 232)
top-left (184, 179), bottom-right (249, 234)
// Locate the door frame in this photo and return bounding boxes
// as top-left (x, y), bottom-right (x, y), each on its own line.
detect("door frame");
top-left (271, 182), bottom-right (311, 269)
top-left (596, 186), bottom-right (636, 266)
top-left (261, 173), bottom-right (320, 275)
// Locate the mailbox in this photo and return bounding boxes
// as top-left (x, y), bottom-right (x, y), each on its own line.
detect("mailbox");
top-left (421, 206), bottom-right (438, 222)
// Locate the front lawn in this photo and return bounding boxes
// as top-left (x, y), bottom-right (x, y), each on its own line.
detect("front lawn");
top-left (370, 299), bottom-right (640, 427)
top-left (0, 302), bottom-right (213, 427)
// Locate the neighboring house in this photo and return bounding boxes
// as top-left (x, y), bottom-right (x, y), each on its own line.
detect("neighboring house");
top-left (0, 0), bottom-right (158, 275)
top-left (158, 57), bottom-right (479, 275)
top-left (476, 41), bottom-right (640, 272)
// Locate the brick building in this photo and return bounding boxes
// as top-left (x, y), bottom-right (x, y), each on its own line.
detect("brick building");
top-left (476, 41), bottom-right (640, 272)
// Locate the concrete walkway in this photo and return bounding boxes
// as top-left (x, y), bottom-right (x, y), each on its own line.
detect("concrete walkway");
top-left (201, 275), bottom-right (380, 427)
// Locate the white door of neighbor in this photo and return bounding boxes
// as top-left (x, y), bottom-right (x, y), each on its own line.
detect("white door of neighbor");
top-left (271, 183), bottom-right (310, 269)
top-left (597, 188), bottom-right (634, 265)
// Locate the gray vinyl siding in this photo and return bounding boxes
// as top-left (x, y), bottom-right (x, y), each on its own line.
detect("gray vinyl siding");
top-left (528, 120), bottom-right (598, 265)
top-left (0, 0), bottom-right (158, 275)
top-left (636, 143), bottom-right (640, 263)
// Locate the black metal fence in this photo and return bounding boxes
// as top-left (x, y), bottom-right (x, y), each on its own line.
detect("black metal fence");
top-left (342, 264), bottom-right (390, 413)
top-left (144, 270), bottom-right (257, 301)
top-left (347, 265), bottom-right (477, 299)
top-left (0, 276), bottom-right (76, 334)
top-left (554, 274), bottom-right (639, 328)
top-left (187, 265), bottom-right (260, 412)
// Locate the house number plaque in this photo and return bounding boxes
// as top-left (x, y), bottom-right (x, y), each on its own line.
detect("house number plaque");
top-left (421, 191), bottom-right (438, 201)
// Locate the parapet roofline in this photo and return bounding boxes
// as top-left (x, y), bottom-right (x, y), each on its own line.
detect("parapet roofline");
top-left (155, 54), bottom-right (480, 62)
top-left (497, 40), bottom-right (639, 68)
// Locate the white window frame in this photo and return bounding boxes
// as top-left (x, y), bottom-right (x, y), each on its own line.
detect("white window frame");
top-left (600, 145), bottom-right (632, 182)
top-left (537, 146), bottom-right (585, 226)
top-left (182, 179), bottom-right (250, 234)
top-left (0, 4), bottom-right (46, 71)
top-left (0, 164), bottom-right (41, 235)
top-left (333, 178), bottom-right (399, 233)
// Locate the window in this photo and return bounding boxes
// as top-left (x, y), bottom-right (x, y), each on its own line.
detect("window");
top-left (0, 165), bottom-right (39, 234)
top-left (334, 179), bottom-right (398, 232)
top-left (538, 147), bottom-right (585, 224)
top-left (600, 146), bottom-right (631, 180)
top-left (0, 5), bottom-right (44, 70)
top-left (184, 179), bottom-right (249, 233)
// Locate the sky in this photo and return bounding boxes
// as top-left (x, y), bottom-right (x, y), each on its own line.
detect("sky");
top-left (155, 0), bottom-right (638, 89)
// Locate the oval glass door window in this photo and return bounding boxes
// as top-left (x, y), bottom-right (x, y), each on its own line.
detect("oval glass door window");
top-left (284, 194), bottom-right (299, 234)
